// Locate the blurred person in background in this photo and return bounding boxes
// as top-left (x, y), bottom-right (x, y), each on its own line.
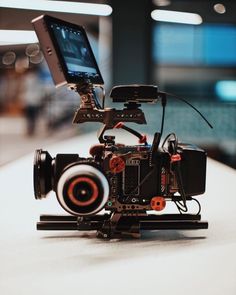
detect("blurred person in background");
top-left (21, 67), bottom-right (44, 136)
top-left (0, 69), bottom-right (22, 115)
top-left (0, 71), bottom-right (6, 113)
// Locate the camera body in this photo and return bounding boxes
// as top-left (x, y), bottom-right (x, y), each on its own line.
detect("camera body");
top-left (34, 140), bottom-right (206, 217)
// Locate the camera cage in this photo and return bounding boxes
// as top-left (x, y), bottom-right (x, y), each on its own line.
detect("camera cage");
top-left (71, 82), bottom-right (162, 143)
top-left (32, 15), bottom-right (209, 239)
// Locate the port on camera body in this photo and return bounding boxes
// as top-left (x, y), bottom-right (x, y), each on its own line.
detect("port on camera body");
top-left (32, 15), bottom-right (209, 238)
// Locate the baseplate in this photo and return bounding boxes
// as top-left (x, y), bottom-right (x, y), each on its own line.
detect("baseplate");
top-left (37, 212), bottom-right (208, 239)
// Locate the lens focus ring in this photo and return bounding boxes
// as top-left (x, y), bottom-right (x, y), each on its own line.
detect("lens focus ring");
top-left (57, 164), bottom-right (109, 216)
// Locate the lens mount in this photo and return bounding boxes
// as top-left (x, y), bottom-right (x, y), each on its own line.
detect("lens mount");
top-left (57, 164), bottom-right (109, 216)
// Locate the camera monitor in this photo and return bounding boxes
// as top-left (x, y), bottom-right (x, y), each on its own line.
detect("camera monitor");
top-left (32, 15), bottom-right (104, 87)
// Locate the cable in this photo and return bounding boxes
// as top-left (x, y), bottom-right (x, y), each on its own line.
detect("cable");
top-left (159, 91), bottom-right (213, 129)
top-left (191, 197), bottom-right (201, 215)
top-left (92, 86), bottom-right (106, 110)
top-left (174, 197), bottom-right (201, 215)
top-left (174, 200), bottom-right (188, 214)
top-left (128, 168), bottom-right (155, 196)
top-left (162, 132), bottom-right (188, 209)
top-left (99, 86), bottom-right (106, 109)
top-left (92, 89), bottom-right (102, 109)
top-left (160, 97), bottom-right (166, 136)
top-left (114, 122), bottom-right (148, 145)
top-left (162, 133), bottom-right (178, 152)
top-left (175, 163), bottom-right (187, 206)
top-left (155, 92), bottom-right (167, 149)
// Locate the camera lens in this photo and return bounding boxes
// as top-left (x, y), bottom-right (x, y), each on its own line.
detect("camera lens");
top-left (33, 149), bottom-right (53, 199)
top-left (67, 177), bottom-right (98, 206)
top-left (57, 164), bottom-right (109, 216)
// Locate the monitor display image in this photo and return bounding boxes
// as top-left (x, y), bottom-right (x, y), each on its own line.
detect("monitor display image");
top-left (50, 21), bottom-right (100, 81)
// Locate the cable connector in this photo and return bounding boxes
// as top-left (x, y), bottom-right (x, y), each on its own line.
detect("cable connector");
top-left (114, 122), bottom-right (148, 145)
top-left (114, 122), bottom-right (124, 129)
top-left (139, 134), bottom-right (147, 144)
top-left (171, 154), bottom-right (181, 163)
top-left (158, 91), bottom-right (167, 107)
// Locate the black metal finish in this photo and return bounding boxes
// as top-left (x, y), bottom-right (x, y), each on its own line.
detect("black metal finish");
top-left (37, 213), bottom-right (208, 238)
top-left (72, 107), bottom-right (146, 126)
top-left (40, 215), bottom-right (77, 221)
top-left (140, 221), bottom-right (208, 230)
top-left (110, 85), bottom-right (158, 103)
top-left (37, 221), bottom-right (78, 231)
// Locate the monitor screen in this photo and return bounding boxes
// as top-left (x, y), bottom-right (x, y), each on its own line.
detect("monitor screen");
top-left (33, 15), bottom-right (104, 86)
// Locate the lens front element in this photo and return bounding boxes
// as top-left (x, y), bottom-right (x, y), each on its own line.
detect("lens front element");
top-left (57, 164), bottom-right (109, 216)
top-left (67, 177), bottom-right (99, 207)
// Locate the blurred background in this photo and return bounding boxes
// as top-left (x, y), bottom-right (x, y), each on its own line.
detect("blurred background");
top-left (0, 0), bottom-right (235, 168)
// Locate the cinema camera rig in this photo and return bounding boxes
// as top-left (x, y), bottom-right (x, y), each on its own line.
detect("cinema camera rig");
top-left (32, 15), bottom-right (210, 239)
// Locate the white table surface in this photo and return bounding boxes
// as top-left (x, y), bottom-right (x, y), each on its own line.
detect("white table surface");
top-left (0, 132), bottom-right (236, 295)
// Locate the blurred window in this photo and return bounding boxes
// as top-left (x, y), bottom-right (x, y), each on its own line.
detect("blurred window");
top-left (153, 23), bottom-right (236, 66)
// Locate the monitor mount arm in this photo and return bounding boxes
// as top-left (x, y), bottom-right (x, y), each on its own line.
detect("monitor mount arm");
top-left (72, 83), bottom-right (147, 143)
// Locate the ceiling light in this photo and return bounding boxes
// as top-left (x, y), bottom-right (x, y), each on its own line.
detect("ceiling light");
top-left (0, 0), bottom-right (112, 16)
top-left (0, 30), bottom-right (38, 45)
top-left (30, 51), bottom-right (44, 64)
top-left (153, 0), bottom-right (171, 7)
top-left (213, 3), bottom-right (226, 14)
top-left (215, 81), bottom-right (236, 101)
top-left (26, 44), bottom-right (40, 57)
top-left (151, 9), bottom-right (203, 25)
top-left (2, 51), bottom-right (16, 65)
